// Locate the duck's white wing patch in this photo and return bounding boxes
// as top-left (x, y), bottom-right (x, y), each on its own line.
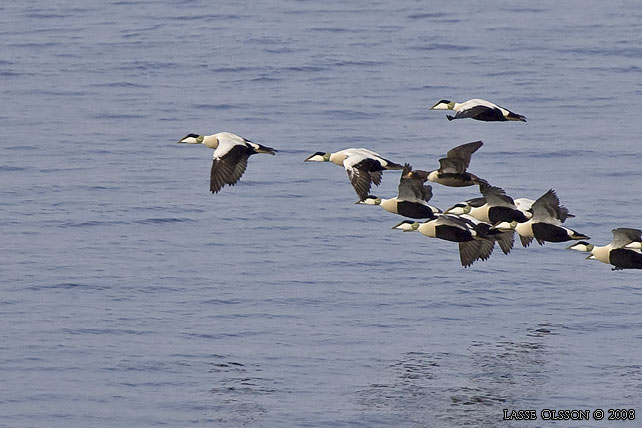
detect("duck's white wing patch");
top-left (461, 99), bottom-right (498, 109)
top-left (351, 148), bottom-right (383, 159)
top-left (215, 132), bottom-right (250, 145)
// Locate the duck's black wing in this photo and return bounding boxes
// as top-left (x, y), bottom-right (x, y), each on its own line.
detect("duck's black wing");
top-left (210, 144), bottom-right (251, 193)
top-left (398, 164), bottom-right (433, 202)
top-left (440, 141), bottom-right (483, 173)
top-left (612, 228), bottom-right (642, 248)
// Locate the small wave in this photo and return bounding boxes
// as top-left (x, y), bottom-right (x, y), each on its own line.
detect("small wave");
top-left (210, 65), bottom-right (263, 73)
top-left (89, 81), bottom-right (150, 88)
top-left (322, 109), bottom-right (379, 120)
top-left (251, 75), bottom-right (281, 82)
top-left (0, 70), bottom-right (21, 77)
top-left (0, 165), bottom-right (26, 172)
top-left (557, 46), bottom-right (642, 58)
top-left (64, 327), bottom-right (151, 336)
top-left (9, 41), bottom-right (59, 49)
top-left (410, 43), bottom-right (474, 52)
top-left (172, 13), bottom-right (241, 22)
top-left (202, 298), bottom-right (244, 305)
top-left (407, 12), bottom-right (451, 20)
top-left (283, 65), bottom-right (324, 73)
top-left (93, 113), bottom-right (147, 120)
top-left (37, 89), bottom-right (86, 96)
top-left (134, 217), bottom-right (195, 225)
top-left (190, 103), bottom-right (249, 110)
top-left (59, 220), bottom-right (127, 228)
top-left (25, 282), bottom-right (107, 291)
top-left (24, 11), bottom-right (69, 19)
top-left (309, 26), bottom-right (365, 34)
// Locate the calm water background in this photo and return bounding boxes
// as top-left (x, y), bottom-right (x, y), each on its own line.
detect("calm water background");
top-left (2, 1), bottom-right (642, 426)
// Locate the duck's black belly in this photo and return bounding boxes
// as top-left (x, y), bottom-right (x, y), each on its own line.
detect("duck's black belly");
top-left (488, 206), bottom-right (529, 224)
top-left (397, 201), bottom-right (436, 219)
top-left (532, 222), bottom-right (570, 242)
top-left (610, 248), bottom-right (642, 269)
top-left (436, 225), bottom-right (473, 242)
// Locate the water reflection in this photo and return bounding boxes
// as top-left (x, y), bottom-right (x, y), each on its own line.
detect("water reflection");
top-left (208, 354), bottom-right (274, 427)
top-left (357, 324), bottom-right (554, 427)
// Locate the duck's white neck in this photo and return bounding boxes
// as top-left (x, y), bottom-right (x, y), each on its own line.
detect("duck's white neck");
top-left (379, 198), bottom-right (397, 213)
top-left (515, 221), bottom-right (533, 237)
top-left (592, 244), bottom-right (613, 264)
top-left (418, 221), bottom-right (437, 237)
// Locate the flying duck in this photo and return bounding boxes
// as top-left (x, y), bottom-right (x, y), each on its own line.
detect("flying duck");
top-left (445, 184), bottom-right (529, 225)
top-left (177, 132), bottom-right (276, 193)
top-left (427, 141), bottom-right (488, 187)
top-left (357, 164), bottom-right (441, 219)
top-left (493, 189), bottom-right (588, 247)
top-left (430, 98), bottom-right (527, 122)
top-left (567, 228), bottom-right (642, 270)
top-left (393, 214), bottom-right (512, 267)
top-left (304, 148), bottom-right (404, 201)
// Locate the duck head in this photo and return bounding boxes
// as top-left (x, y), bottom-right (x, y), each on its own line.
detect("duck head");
top-left (566, 241), bottom-right (594, 252)
top-left (177, 133), bottom-right (203, 144)
top-left (392, 220), bottom-right (420, 232)
top-left (491, 220), bottom-right (518, 232)
top-left (356, 195), bottom-right (382, 205)
top-left (429, 100), bottom-right (456, 110)
top-left (304, 152), bottom-right (331, 162)
top-left (445, 203), bottom-right (471, 216)
top-left (178, 133), bottom-right (221, 149)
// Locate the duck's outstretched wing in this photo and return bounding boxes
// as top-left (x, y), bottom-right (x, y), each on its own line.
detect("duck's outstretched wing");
top-left (344, 156), bottom-right (384, 201)
top-left (439, 141), bottom-right (483, 173)
top-left (612, 228), bottom-right (642, 248)
top-left (210, 144), bottom-right (250, 193)
top-left (530, 189), bottom-right (570, 221)
top-left (398, 164), bottom-right (433, 202)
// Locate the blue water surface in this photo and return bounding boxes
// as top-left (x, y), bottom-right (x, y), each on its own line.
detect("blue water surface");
top-left (2, 1), bottom-right (642, 427)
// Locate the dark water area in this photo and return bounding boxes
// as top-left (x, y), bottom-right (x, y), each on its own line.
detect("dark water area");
top-left (2, 1), bottom-right (642, 426)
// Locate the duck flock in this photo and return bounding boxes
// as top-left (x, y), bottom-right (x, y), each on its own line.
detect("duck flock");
top-left (177, 98), bottom-right (642, 271)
